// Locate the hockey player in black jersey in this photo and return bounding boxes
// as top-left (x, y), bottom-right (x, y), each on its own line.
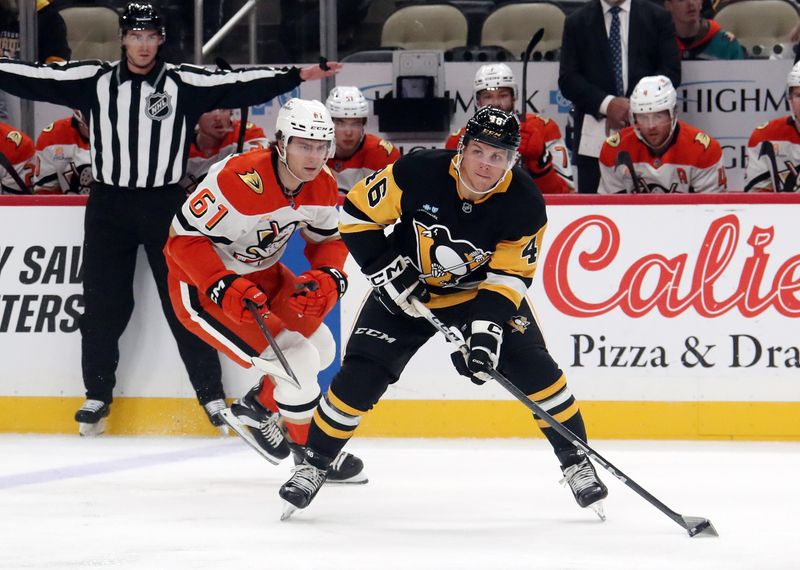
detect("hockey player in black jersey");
top-left (279, 107), bottom-right (608, 520)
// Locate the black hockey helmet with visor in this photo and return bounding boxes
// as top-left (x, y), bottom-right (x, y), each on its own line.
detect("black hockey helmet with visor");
top-left (120, 2), bottom-right (165, 37)
top-left (456, 107), bottom-right (521, 195)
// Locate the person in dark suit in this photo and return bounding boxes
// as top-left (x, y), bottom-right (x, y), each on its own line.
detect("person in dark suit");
top-left (559, 0), bottom-right (681, 193)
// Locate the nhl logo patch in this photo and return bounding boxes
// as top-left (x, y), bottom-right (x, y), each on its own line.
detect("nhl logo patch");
top-left (145, 91), bottom-right (173, 121)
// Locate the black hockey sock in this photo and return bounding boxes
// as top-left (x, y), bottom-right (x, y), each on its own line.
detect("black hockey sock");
top-left (541, 410), bottom-right (589, 467)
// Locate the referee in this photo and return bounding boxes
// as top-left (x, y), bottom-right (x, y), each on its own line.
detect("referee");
top-left (0, 1), bottom-right (341, 435)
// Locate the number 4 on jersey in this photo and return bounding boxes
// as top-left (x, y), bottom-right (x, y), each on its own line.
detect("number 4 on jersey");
top-left (522, 237), bottom-right (538, 264)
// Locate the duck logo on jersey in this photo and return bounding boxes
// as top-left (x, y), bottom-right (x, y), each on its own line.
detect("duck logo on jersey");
top-left (413, 220), bottom-right (491, 287)
top-left (234, 220), bottom-right (298, 263)
top-left (237, 169), bottom-right (264, 194)
top-left (6, 130), bottom-right (22, 147)
top-left (145, 91), bottom-right (173, 121)
top-left (509, 315), bottom-right (530, 334)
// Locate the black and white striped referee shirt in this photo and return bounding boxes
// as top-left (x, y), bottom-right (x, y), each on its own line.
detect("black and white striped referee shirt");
top-left (0, 58), bottom-right (302, 189)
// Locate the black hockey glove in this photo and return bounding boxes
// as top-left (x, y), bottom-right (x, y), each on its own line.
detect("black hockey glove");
top-left (364, 254), bottom-right (430, 318)
top-left (451, 320), bottom-right (503, 385)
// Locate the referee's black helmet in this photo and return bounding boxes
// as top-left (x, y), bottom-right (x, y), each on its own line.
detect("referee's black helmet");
top-left (120, 2), bottom-right (165, 37)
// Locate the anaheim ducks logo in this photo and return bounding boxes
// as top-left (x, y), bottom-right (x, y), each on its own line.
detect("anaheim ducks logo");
top-left (234, 220), bottom-right (297, 263)
top-left (508, 315), bottom-right (530, 334)
top-left (694, 132), bottom-right (711, 150)
top-left (237, 169), bottom-right (263, 194)
top-left (413, 220), bottom-right (491, 287)
top-left (6, 130), bottom-right (23, 148)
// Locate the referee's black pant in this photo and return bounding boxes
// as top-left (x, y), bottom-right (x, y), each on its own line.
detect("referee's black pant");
top-left (79, 184), bottom-right (224, 406)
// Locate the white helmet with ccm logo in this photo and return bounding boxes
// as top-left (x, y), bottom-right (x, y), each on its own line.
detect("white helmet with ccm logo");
top-left (276, 98), bottom-right (335, 143)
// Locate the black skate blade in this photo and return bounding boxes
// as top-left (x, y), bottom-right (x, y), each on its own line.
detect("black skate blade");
top-left (683, 516), bottom-right (718, 538)
top-left (219, 409), bottom-right (281, 465)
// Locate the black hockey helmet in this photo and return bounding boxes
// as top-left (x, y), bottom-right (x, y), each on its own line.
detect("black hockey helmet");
top-left (119, 2), bottom-right (165, 37)
top-left (462, 107), bottom-right (521, 152)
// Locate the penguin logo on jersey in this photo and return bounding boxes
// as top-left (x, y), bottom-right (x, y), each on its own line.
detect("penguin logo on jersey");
top-left (509, 315), bottom-right (530, 334)
top-left (145, 92), bottom-right (173, 121)
top-left (413, 221), bottom-right (491, 287)
top-left (234, 220), bottom-right (298, 263)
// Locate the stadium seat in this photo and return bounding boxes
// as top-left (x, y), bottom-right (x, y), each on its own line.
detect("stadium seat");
top-left (714, 0), bottom-right (799, 58)
top-left (480, 2), bottom-right (566, 61)
top-left (60, 5), bottom-right (121, 61)
top-left (380, 4), bottom-right (468, 51)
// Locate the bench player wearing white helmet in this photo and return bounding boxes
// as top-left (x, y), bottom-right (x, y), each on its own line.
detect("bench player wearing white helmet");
top-left (164, 98), bottom-right (366, 483)
top-left (325, 86), bottom-right (399, 194)
top-left (445, 63), bottom-right (574, 193)
top-left (744, 61), bottom-right (800, 192)
top-left (599, 75), bottom-right (726, 193)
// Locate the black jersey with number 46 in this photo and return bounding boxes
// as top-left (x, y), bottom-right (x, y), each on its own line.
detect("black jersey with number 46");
top-left (339, 149), bottom-right (547, 324)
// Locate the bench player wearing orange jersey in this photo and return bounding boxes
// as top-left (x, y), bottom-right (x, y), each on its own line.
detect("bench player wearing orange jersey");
top-left (164, 98), bottom-right (365, 483)
top-left (0, 120), bottom-right (33, 194)
top-left (183, 108), bottom-right (269, 190)
top-left (33, 110), bottom-right (91, 195)
top-left (599, 75), bottom-right (726, 194)
top-left (744, 61), bottom-right (800, 193)
top-left (444, 63), bottom-right (574, 194)
top-left (324, 86), bottom-right (399, 195)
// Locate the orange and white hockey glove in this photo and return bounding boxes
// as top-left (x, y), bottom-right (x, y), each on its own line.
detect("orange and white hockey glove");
top-left (206, 274), bottom-right (269, 324)
top-left (288, 267), bottom-right (348, 318)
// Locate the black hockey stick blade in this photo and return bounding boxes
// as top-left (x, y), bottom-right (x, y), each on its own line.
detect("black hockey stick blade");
top-left (615, 150), bottom-right (644, 193)
top-left (682, 516), bottom-right (718, 538)
top-left (409, 297), bottom-right (719, 538)
top-left (520, 28), bottom-right (545, 121)
top-left (523, 27), bottom-right (545, 65)
top-left (215, 57), bottom-right (232, 71)
top-left (245, 300), bottom-right (302, 389)
top-left (758, 141), bottom-right (781, 192)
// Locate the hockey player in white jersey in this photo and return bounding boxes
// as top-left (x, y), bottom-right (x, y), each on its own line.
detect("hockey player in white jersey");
top-left (599, 75), bottom-right (727, 194)
top-left (744, 61), bottom-right (800, 192)
top-left (164, 98), bottom-right (365, 483)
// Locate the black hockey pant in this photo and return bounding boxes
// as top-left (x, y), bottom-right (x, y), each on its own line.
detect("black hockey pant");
top-left (79, 184), bottom-right (223, 405)
top-left (306, 293), bottom-right (588, 465)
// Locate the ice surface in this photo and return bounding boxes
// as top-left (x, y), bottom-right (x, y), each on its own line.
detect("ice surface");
top-left (1, 436), bottom-right (797, 569)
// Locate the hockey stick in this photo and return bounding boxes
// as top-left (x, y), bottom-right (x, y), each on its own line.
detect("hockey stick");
top-left (409, 297), bottom-right (718, 538)
top-left (757, 141), bottom-right (796, 192)
top-left (245, 300), bottom-right (302, 389)
top-left (0, 151), bottom-right (31, 194)
top-left (615, 150), bottom-right (645, 193)
top-left (215, 57), bottom-right (248, 154)
top-left (520, 28), bottom-right (545, 123)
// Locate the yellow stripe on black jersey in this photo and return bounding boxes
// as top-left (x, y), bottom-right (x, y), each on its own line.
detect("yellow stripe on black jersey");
top-left (340, 149), bottom-right (548, 324)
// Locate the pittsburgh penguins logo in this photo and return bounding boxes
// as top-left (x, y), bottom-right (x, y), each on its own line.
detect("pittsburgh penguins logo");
top-left (413, 221), bottom-right (491, 287)
top-left (508, 315), bottom-right (530, 334)
top-left (145, 91), bottom-right (173, 121)
top-left (234, 220), bottom-right (298, 263)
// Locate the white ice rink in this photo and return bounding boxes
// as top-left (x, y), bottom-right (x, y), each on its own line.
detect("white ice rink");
top-left (1, 435), bottom-right (797, 570)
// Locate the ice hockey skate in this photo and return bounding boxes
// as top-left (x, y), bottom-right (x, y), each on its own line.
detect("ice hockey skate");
top-left (75, 399), bottom-right (111, 436)
top-left (289, 443), bottom-right (368, 484)
top-left (279, 458), bottom-right (328, 520)
top-left (202, 399), bottom-right (229, 435)
top-left (219, 391), bottom-right (289, 464)
top-left (560, 453), bottom-right (609, 521)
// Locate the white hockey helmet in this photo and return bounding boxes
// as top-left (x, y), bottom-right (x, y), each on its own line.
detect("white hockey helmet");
top-left (788, 61), bottom-right (800, 88)
top-left (276, 98), bottom-right (335, 144)
top-left (474, 63), bottom-right (518, 101)
top-left (629, 75), bottom-right (677, 117)
top-left (325, 86), bottom-right (369, 119)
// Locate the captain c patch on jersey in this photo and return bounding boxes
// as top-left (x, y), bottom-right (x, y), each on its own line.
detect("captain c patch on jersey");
top-left (413, 220), bottom-right (491, 287)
